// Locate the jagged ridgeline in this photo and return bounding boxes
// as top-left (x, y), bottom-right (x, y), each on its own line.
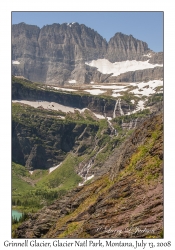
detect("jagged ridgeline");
top-left (12, 22), bottom-right (163, 85)
top-left (12, 21), bottom-right (163, 239)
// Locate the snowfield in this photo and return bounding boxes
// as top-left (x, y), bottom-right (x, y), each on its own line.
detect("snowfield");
top-left (130, 80), bottom-right (163, 96)
top-left (112, 93), bottom-right (122, 97)
top-left (49, 162), bottom-right (62, 173)
top-left (47, 86), bottom-right (77, 92)
top-left (93, 113), bottom-right (105, 119)
top-left (68, 80), bottom-right (76, 84)
top-left (92, 85), bottom-right (127, 90)
top-left (85, 59), bottom-right (163, 77)
top-left (132, 100), bottom-right (145, 113)
top-left (12, 100), bottom-right (107, 120)
top-left (12, 100), bottom-right (76, 113)
top-left (84, 89), bottom-right (106, 95)
top-left (12, 60), bottom-right (20, 64)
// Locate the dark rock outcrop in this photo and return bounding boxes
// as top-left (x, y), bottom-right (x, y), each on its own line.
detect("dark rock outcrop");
top-left (12, 118), bottom-right (98, 170)
top-left (12, 78), bottom-right (134, 117)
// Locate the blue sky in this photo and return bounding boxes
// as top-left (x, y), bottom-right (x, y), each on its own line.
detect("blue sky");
top-left (12, 11), bottom-right (163, 52)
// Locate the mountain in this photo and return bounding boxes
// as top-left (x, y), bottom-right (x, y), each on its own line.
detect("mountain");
top-left (14, 112), bottom-right (163, 238)
top-left (12, 22), bottom-right (163, 85)
top-left (12, 22), bottom-right (163, 239)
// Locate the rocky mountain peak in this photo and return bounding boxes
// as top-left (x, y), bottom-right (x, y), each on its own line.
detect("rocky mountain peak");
top-left (106, 32), bottom-right (149, 62)
top-left (12, 22), bottom-right (162, 85)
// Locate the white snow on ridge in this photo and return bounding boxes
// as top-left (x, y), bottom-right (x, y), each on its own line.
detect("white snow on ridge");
top-left (69, 80), bottom-right (76, 84)
top-left (112, 93), bottom-right (122, 97)
top-left (86, 175), bottom-right (94, 181)
top-left (92, 85), bottom-right (127, 90)
top-left (12, 100), bottom-right (76, 113)
top-left (49, 162), bottom-right (62, 173)
top-left (12, 60), bottom-right (20, 65)
top-left (130, 80), bottom-right (163, 96)
top-left (93, 113), bottom-right (105, 119)
top-left (50, 86), bottom-right (77, 92)
top-left (85, 59), bottom-right (163, 77)
top-left (12, 100), bottom-right (107, 120)
top-left (143, 53), bottom-right (152, 58)
top-left (132, 100), bottom-right (145, 114)
top-left (84, 89), bottom-right (106, 95)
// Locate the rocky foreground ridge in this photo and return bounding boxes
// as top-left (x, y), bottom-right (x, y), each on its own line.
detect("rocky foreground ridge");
top-left (15, 112), bottom-right (163, 238)
top-left (12, 22), bottom-right (163, 84)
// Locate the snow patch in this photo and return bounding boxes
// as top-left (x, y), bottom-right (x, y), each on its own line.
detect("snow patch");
top-left (132, 100), bottom-right (145, 114)
top-left (92, 85), bottom-right (127, 90)
top-left (13, 100), bottom-right (106, 120)
top-left (107, 117), bottom-right (112, 121)
top-left (112, 93), bottom-right (122, 97)
top-left (131, 100), bottom-right (135, 104)
top-left (12, 100), bottom-right (76, 113)
top-left (130, 80), bottom-right (163, 96)
top-left (29, 171), bottom-right (33, 175)
top-left (68, 80), bottom-right (76, 84)
top-left (143, 53), bottom-right (152, 58)
top-left (85, 59), bottom-right (163, 77)
top-left (84, 89), bottom-right (106, 95)
top-left (86, 175), bottom-right (94, 181)
top-left (49, 162), bottom-right (62, 173)
top-left (12, 60), bottom-right (20, 65)
top-left (93, 113), bottom-right (105, 119)
top-left (50, 86), bottom-right (77, 92)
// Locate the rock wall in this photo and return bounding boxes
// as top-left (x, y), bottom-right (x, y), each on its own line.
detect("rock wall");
top-left (12, 23), bottom-right (162, 84)
top-left (106, 32), bottom-right (149, 62)
top-left (105, 66), bottom-right (163, 83)
top-left (12, 80), bottom-right (134, 117)
top-left (12, 119), bottom-right (98, 170)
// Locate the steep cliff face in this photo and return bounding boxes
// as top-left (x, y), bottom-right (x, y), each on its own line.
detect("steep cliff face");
top-left (11, 95), bottom-right (136, 172)
top-left (12, 116), bottom-right (98, 170)
top-left (12, 22), bottom-right (107, 84)
top-left (15, 112), bottom-right (163, 238)
top-left (12, 77), bottom-right (134, 117)
top-left (12, 23), bottom-right (163, 84)
top-left (106, 32), bottom-right (149, 62)
top-left (106, 66), bottom-right (163, 83)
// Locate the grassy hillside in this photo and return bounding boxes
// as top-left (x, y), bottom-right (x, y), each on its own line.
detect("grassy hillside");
top-left (12, 154), bottom-right (83, 213)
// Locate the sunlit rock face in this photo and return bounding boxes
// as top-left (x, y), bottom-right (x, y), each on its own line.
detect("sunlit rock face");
top-left (12, 23), bottom-right (163, 85)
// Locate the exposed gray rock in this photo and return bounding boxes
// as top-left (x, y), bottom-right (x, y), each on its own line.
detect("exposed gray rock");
top-left (148, 52), bottom-right (163, 64)
top-left (105, 66), bottom-right (163, 83)
top-left (106, 32), bottom-right (149, 62)
top-left (12, 22), bottom-right (163, 85)
top-left (12, 22), bottom-right (107, 84)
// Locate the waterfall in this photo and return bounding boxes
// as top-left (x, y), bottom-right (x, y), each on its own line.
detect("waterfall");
top-left (129, 120), bottom-right (133, 130)
top-left (103, 104), bottom-right (106, 118)
top-left (78, 159), bottom-right (94, 186)
top-left (118, 98), bottom-right (124, 116)
top-left (78, 144), bottom-right (107, 186)
top-left (113, 100), bottom-right (119, 119)
top-left (134, 117), bottom-right (138, 128)
top-left (113, 98), bottom-right (124, 118)
top-left (107, 119), bottom-right (117, 136)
